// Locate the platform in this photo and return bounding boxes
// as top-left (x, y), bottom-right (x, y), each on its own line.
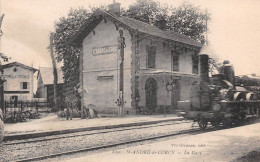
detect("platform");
top-left (4, 113), bottom-right (183, 141)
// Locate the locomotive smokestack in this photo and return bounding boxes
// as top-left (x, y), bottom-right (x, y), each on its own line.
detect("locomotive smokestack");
top-left (199, 54), bottom-right (209, 82)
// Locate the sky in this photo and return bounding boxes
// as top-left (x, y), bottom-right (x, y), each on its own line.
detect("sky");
top-left (1, 0), bottom-right (260, 75)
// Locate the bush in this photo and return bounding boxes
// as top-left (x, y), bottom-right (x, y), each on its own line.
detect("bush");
top-left (3, 110), bottom-right (39, 123)
top-left (57, 108), bottom-right (81, 118)
top-left (72, 108), bottom-right (81, 117)
top-left (57, 110), bottom-right (66, 118)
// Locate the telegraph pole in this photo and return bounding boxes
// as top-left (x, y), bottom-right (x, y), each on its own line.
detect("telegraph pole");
top-left (49, 33), bottom-right (58, 112)
top-left (116, 29), bottom-right (126, 117)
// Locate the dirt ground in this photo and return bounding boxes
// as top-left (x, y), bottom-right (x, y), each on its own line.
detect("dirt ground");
top-left (235, 149), bottom-right (260, 162)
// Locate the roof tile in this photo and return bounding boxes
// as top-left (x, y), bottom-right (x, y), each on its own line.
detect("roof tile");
top-left (38, 68), bottom-right (64, 85)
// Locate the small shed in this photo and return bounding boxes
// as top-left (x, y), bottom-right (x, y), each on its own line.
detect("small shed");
top-left (36, 68), bottom-right (64, 103)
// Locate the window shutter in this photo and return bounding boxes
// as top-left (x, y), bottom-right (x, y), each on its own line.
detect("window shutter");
top-left (192, 55), bottom-right (198, 74)
top-left (172, 51), bottom-right (179, 71)
top-left (147, 46), bottom-right (156, 69)
top-left (20, 82), bottom-right (23, 90)
top-left (27, 82), bottom-right (30, 90)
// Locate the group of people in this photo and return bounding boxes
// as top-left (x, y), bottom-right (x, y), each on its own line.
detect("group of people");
top-left (65, 84), bottom-right (97, 120)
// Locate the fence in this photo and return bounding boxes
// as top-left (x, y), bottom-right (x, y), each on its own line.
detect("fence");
top-left (4, 101), bottom-right (53, 114)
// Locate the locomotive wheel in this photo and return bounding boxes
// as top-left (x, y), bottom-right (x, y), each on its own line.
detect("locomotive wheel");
top-left (223, 118), bottom-right (232, 128)
top-left (211, 120), bottom-right (220, 128)
top-left (198, 119), bottom-right (208, 129)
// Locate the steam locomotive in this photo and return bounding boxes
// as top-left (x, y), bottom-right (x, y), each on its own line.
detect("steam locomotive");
top-left (178, 54), bottom-right (260, 129)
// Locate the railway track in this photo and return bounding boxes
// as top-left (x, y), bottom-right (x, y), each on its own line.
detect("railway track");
top-left (2, 119), bottom-right (257, 162)
top-left (16, 126), bottom-right (204, 162)
top-left (2, 120), bottom-right (207, 162)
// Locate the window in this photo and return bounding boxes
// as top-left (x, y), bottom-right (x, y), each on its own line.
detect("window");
top-left (147, 46), bottom-right (156, 69)
top-left (171, 51), bottom-right (179, 71)
top-left (20, 82), bottom-right (29, 90)
top-left (192, 55), bottom-right (199, 74)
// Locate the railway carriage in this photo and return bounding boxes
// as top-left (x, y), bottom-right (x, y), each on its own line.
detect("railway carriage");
top-left (177, 54), bottom-right (260, 129)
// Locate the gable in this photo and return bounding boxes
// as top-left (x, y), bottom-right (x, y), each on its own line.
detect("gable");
top-left (3, 65), bottom-right (34, 77)
top-left (3, 62), bottom-right (37, 73)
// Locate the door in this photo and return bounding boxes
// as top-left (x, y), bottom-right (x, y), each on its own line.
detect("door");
top-left (145, 78), bottom-right (157, 112)
top-left (171, 81), bottom-right (180, 110)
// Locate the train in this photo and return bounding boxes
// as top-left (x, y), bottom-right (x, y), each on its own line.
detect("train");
top-left (177, 54), bottom-right (260, 129)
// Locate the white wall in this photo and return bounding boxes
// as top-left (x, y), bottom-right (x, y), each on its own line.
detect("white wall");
top-left (3, 65), bottom-right (34, 101)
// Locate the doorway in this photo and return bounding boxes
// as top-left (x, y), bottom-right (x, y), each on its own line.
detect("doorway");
top-left (145, 78), bottom-right (157, 112)
top-left (171, 81), bottom-right (180, 110)
top-left (10, 96), bottom-right (18, 107)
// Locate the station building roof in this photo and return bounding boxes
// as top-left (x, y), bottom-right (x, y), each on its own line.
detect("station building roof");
top-left (69, 9), bottom-right (202, 49)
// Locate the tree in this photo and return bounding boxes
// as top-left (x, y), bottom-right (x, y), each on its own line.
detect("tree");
top-left (168, 2), bottom-right (210, 44)
top-left (0, 14), bottom-right (9, 112)
top-left (49, 33), bottom-right (58, 112)
top-left (53, 8), bottom-right (92, 96)
top-left (121, 0), bottom-right (160, 24)
top-left (122, 1), bottom-right (210, 44)
top-left (0, 54), bottom-right (9, 112)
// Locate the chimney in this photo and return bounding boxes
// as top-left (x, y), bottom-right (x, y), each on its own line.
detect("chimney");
top-left (155, 19), bottom-right (167, 30)
top-left (199, 54), bottom-right (209, 82)
top-left (108, 2), bottom-right (121, 16)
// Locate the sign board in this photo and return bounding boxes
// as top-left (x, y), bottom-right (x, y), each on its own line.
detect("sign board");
top-left (2, 75), bottom-right (30, 79)
top-left (92, 45), bottom-right (117, 56)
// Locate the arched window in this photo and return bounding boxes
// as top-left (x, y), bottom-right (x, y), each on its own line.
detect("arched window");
top-left (145, 78), bottom-right (157, 112)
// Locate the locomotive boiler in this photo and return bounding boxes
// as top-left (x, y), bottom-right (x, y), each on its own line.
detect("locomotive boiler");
top-left (178, 54), bottom-right (260, 129)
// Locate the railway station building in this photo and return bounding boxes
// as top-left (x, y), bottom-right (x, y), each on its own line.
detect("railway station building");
top-left (70, 3), bottom-right (202, 114)
top-left (2, 62), bottom-right (37, 104)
